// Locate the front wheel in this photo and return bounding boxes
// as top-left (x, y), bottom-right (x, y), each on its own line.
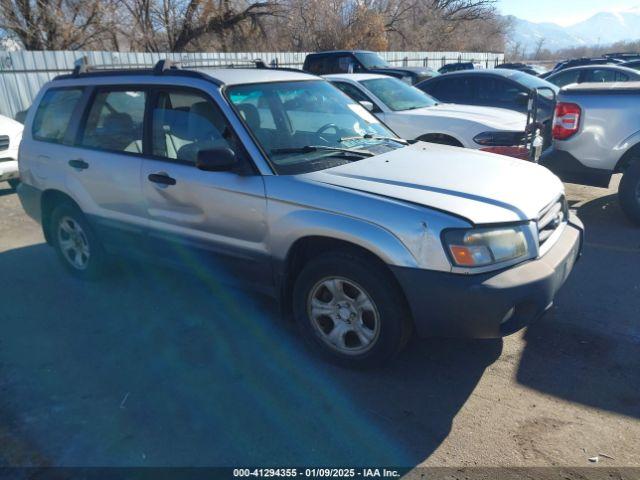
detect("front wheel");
top-left (292, 251), bottom-right (412, 368)
top-left (51, 202), bottom-right (108, 279)
top-left (619, 160), bottom-right (640, 225)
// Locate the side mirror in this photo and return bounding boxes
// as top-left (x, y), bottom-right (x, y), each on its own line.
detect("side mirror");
top-left (359, 100), bottom-right (375, 112)
top-left (196, 147), bottom-right (238, 172)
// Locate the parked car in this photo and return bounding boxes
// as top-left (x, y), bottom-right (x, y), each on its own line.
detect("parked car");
top-left (545, 65), bottom-right (640, 87)
top-left (604, 52), bottom-right (640, 62)
top-left (303, 50), bottom-right (438, 84)
top-left (540, 81), bottom-right (640, 225)
top-left (497, 63), bottom-right (548, 77)
top-left (17, 62), bottom-right (582, 367)
top-left (325, 73), bottom-right (535, 158)
top-left (417, 69), bottom-right (558, 115)
top-left (0, 113), bottom-right (23, 189)
top-left (416, 70), bottom-right (559, 147)
top-left (622, 60), bottom-right (640, 71)
top-left (437, 62), bottom-right (479, 74)
top-left (541, 57), bottom-right (621, 78)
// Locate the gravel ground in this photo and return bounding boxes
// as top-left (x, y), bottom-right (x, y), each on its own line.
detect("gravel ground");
top-left (0, 177), bottom-right (638, 469)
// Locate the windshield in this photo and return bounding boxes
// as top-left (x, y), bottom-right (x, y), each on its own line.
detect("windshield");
top-left (226, 80), bottom-right (403, 174)
top-left (360, 77), bottom-right (438, 111)
top-left (355, 53), bottom-right (390, 69)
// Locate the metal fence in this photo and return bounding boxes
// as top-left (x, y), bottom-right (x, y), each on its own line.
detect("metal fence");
top-left (0, 50), bottom-right (504, 119)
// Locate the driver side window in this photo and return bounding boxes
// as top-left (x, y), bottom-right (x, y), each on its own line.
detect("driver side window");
top-left (150, 90), bottom-right (238, 164)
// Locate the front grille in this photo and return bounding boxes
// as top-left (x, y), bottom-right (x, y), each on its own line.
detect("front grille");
top-left (537, 196), bottom-right (568, 248)
top-left (0, 135), bottom-right (9, 152)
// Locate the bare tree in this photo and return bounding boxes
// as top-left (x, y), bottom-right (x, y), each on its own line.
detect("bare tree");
top-left (533, 37), bottom-right (545, 59)
top-left (0, 0), bottom-right (118, 50)
top-left (0, 0), bottom-right (509, 52)
top-left (119, 0), bottom-right (282, 52)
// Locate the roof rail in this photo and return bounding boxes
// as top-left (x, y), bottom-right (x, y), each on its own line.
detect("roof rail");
top-left (153, 59), bottom-right (179, 74)
top-left (72, 56), bottom-right (91, 76)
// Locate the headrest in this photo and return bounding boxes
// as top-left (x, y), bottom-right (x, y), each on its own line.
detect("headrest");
top-left (189, 101), bottom-right (225, 140)
top-left (236, 103), bottom-right (260, 130)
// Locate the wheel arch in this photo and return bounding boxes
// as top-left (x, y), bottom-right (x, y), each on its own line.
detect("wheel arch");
top-left (40, 189), bottom-right (81, 245)
top-left (278, 235), bottom-right (412, 323)
top-left (416, 132), bottom-right (464, 147)
top-left (614, 141), bottom-right (640, 173)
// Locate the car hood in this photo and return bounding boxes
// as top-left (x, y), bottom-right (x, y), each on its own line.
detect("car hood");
top-left (302, 143), bottom-right (563, 224)
top-left (0, 114), bottom-right (23, 136)
top-left (402, 104), bottom-right (527, 130)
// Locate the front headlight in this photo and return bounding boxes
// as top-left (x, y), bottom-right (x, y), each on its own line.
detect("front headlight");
top-left (442, 225), bottom-right (530, 268)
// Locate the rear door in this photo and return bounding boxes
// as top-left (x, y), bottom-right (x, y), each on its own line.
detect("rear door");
top-left (421, 76), bottom-right (472, 104)
top-left (475, 76), bottom-right (529, 112)
top-left (139, 87), bottom-right (271, 291)
top-left (64, 86), bottom-right (148, 250)
top-left (582, 68), bottom-right (630, 83)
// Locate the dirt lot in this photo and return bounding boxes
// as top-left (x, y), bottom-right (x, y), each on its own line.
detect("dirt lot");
top-left (0, 177), bottom-right (638, 468)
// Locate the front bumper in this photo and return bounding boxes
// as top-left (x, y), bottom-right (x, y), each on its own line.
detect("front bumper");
top-left (0, 158), bottom-right (19, 182)
top-left (391, 216), bottom-right (584, 338)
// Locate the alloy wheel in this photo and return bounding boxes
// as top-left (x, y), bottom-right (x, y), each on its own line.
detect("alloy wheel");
top-left (307, 276), bottom-right (380, 355)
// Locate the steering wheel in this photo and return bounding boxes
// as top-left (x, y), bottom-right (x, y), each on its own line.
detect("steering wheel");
top-left (316, 123), bottom-right (340, 135)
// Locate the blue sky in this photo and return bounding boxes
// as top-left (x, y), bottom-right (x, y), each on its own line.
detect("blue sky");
top-left (497, 0), bottom-right (640, 25)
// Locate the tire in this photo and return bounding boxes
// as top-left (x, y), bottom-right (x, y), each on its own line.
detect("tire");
top-left (619, 160), bottom-right (640, 225)
top-left (7, 179), bottom-right (19, 190)
top-left (292, 250), bottom-right (413, 368)
top-left (50, 202), bottom-right (108, 279)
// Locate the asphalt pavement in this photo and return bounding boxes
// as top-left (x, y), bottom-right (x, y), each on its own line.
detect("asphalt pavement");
top-left (0, 177), bottom-right (638, 468)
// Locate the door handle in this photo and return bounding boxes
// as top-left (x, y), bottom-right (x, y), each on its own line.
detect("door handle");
top-left (68, 159), bottom-right (89, 170)
top-left (148, 173), bottom-right (176, 186)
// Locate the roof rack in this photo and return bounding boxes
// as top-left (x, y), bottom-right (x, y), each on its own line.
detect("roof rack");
top-left (69, 57), bottom-right (303, 77)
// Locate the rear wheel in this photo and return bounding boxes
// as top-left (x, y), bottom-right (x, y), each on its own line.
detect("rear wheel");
top-left (619, 160), bottom-right (640, 225)
top-left (292, 251), bottom-right (412, 368)
top-left (51, 202), bottom-right (108, 279)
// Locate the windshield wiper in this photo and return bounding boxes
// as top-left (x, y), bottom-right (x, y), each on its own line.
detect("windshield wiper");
top-left (339, 134), bottom-right (408, 145)
top-left (271, 145), bottom-right (375, 157)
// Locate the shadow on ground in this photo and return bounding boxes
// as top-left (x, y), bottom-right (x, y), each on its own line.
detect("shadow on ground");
top-left (0, 243), bottom-right (502, 467)
top-left (517, 194), bottom-right (640, 419)
top-left (0, 185), bottom-right (15, 198)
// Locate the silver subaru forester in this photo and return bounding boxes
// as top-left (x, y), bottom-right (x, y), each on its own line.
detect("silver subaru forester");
top-left (17, 62), bottom-right (583, 368)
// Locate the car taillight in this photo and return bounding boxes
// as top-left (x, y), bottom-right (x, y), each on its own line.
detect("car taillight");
top-left (552, 102), bottom-right (581, 140)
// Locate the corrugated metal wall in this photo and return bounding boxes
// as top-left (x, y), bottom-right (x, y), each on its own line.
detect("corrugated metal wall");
top-left (0, 50), bottom-right (504, 119)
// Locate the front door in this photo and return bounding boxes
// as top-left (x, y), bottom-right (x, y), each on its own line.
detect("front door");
top-left (139, 87), bottom-right (271, 291)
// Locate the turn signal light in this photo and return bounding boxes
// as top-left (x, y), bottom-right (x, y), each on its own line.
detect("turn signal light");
top-left (449, 246), bottom-right (479, 266)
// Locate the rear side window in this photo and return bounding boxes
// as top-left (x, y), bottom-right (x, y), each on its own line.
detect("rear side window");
top-left (584, 69), bottom-right (629, 83)
top-left (79, 89), bottom-right (146, 153)
top-left (476, 77), bottom-right (525, 103)
top-left (549, 69), bottom-right (581, 87)
top-left (32, 88), bottom-right (83, 144)
top-left (306, 56), bottom-right (329, 75)
top-left (423, 77), bottom-right (471, 103)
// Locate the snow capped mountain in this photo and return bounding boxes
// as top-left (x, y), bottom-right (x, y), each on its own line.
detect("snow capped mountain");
top-left (507, 7), bottom-right (640, 53)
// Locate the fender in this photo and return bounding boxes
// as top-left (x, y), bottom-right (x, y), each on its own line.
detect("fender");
top-left (614, 132), bottom-right (640, 172)
top-left (269, 208), bottom-right (420, 271)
